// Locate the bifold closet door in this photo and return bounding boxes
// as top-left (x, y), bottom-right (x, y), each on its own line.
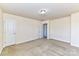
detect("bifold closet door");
top-left (4, 15), bottom-right (16, 47)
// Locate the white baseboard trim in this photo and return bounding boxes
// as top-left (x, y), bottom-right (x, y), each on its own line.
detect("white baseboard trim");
top-left (49, 38), bottom-right (70, 43)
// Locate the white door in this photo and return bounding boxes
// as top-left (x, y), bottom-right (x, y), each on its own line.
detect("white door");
top-left (4, 18), bottom-right (16, 46)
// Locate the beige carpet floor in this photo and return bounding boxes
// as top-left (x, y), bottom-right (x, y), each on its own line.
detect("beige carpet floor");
top-left (1, 38), bottom-right (79, 56)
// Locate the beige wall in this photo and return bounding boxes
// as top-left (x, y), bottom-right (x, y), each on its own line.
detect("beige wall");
top-left (0, 8), bottom-right (3, 53)
top-left (49, 16), bottom-right (71, 43)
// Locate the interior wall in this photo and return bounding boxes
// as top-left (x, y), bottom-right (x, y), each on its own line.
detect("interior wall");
top-left (0, 8), bottom-right (3, 53)
top-left (49, 16), bottom-right (71, 43)
top-left (3, 13), bottom-right (42, 46)
top-left (71, 12), bottom-right (79, 47)
top-left (16, 15), bottom-right (42, 44)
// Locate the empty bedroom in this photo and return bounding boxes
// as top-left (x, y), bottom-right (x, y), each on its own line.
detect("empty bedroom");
top-left (0, 3), bottom-right (79, 56)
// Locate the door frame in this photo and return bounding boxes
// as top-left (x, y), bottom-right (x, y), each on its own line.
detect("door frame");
top-left (43, 23), bottom-right (47, 38)
top-left (42, 21), bottom-right (50, 39)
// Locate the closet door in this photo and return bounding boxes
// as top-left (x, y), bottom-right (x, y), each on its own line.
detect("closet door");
top-left (4, 15), bottom-right (16, 47)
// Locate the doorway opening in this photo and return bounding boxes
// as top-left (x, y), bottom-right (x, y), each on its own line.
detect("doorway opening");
top-left (43, 23), bottom-right (47, 38)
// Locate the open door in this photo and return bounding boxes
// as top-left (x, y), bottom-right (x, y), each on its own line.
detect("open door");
top-left (43, 23), bottom-right (47, 38)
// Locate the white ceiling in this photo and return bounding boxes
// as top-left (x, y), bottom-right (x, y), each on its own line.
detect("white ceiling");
top-left (0, 3), bottom-right (79, 21)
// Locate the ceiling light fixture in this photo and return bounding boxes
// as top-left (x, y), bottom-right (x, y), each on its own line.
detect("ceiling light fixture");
top-left (39, 9), bottom-right (47, 15)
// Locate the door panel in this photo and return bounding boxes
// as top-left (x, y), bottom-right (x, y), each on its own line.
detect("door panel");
top-left (4, 18), bottom-right (16, 46)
